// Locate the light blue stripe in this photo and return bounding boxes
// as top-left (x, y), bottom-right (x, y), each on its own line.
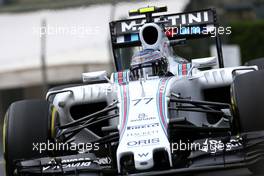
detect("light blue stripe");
top-left (131, 34), bottom-right (139, 41)
top-left (126, 70), bottom-right (130, 82)
top-left (119, 85), bottom-right (130, 141)
top-left (121, 86), bottom-right (124, 125)
top-left (178, 64), bottom-right (182, 76)
top-left (114, 73), bottom-right (118, 83)
top-left (156, 78), bottom-right (169, 135)
top-left (187, 63), bottom-right (191, 71)
top-left (161, 78), bottom-right (170, 126)
top-left (119, 85), bottom-right (125, 141)
top-left (156, 80), bottom-right (164, 133)
top-left (123, 71), bottom-right (126, 83)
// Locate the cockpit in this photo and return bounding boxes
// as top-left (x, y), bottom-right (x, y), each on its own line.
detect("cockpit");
top-left (130, 49), bottom-right (168, 80)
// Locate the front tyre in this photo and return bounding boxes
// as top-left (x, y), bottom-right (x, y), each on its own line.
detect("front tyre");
top-left (231, 70), bottom-right (264, 174)
top-left (231, 70), bottom-right (264, 132)
top-left (3, 100), bottom-right (54, 176)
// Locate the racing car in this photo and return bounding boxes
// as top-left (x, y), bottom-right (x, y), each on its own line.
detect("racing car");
top-left (3, 5), bottom-right (264, 176)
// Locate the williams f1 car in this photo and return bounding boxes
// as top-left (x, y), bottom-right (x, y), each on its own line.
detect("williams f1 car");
top-left (3, 5), bottom-right (264, 176)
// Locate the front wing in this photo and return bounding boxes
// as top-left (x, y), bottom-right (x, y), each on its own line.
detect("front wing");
top-left (15, 131), bottom-right (264, 176)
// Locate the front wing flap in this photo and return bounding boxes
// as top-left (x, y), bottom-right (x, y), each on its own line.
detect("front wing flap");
top-left (16, 153), bottom-right (114, 175)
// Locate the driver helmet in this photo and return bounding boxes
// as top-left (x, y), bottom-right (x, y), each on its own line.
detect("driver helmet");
top-left (130, 49), bottom-right (168, 80)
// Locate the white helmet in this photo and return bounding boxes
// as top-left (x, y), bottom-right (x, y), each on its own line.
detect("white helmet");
top-left (130, 49), bottom-right (168, 80)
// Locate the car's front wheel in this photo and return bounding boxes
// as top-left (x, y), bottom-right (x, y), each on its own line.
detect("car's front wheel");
top-left (3, 99), bottom-right (56, 176)
top-left (231, 70), bottom-right (264, 174)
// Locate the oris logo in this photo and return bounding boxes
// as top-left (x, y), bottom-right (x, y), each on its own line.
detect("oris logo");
top-left (127, 138), bottom-right (160, 147)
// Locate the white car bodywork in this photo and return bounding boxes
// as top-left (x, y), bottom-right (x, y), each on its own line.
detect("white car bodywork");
top-left (46, 64), bottom-right (257, 171)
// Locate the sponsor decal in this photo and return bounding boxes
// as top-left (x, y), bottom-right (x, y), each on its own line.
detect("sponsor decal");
top-left (42, 157), bottom-right (111, 171)
top-left (127, 123), bottom-right (159, 130)
top-left (43, 158), bottom-right (91, 171)
top-left (117, 10), bottom-right (213, 34)
top-left (200, 138), bottom-right (242, 154)
top-left (127, 138), bottom-right (160, 147)
top-left (138, 152), bottom-right (149, 158)
top-left (171, 138), bottom-right (243, 154)
top-left (126, 129), bottom-right (159, 137)
top-left (130, 113), bottom-right (156, 122)
top-left (94, 157), bottom-right (112, 165)
top-left (132, 98), bottom-right (154, 106)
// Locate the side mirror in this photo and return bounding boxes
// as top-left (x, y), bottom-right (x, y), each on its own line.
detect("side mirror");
top-left (82, 71), bottom-right (108, 83)
top-left (192, 56), bottom-right (217, 69)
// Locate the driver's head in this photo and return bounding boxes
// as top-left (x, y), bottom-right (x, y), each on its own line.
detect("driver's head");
top-left (130, 49), bottom-right (168, 80)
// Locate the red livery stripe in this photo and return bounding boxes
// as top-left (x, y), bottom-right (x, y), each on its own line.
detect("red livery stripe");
top-left (118, 72), bottom-right (123, 84)
top-left (182, 64), bottom-right (187, 75)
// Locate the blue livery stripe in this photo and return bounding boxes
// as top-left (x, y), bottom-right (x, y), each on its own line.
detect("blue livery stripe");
top-left (124, 34), bottom-right (131, 42)
top-left (131, 34), bottom-right (139, 41)
top-left (178, 64), bottom-right (182, 76)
